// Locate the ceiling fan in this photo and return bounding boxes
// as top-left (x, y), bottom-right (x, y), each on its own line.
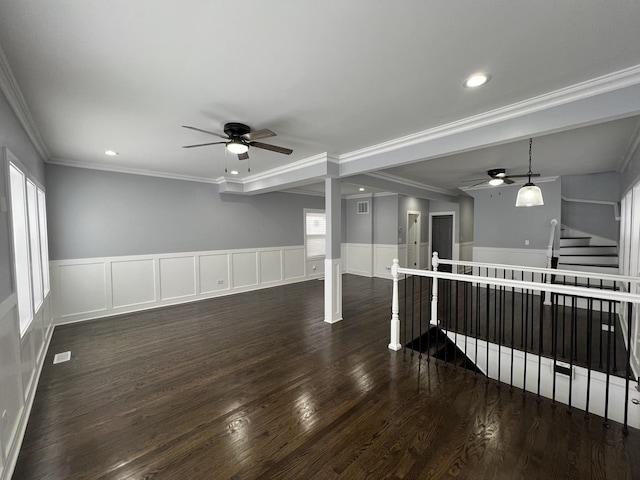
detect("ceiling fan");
top-left (465, 168), bottom-right (541, 187)
top-left (182, 122), bottom-right (293, 160)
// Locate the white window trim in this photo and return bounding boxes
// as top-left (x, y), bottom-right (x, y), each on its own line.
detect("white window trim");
top-left (4, 148), bottom-right (49, 338)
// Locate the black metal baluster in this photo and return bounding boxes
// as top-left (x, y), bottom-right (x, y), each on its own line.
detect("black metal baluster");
top-left (486, 269), bottom-right (490, 382)
top-left (573, 277), bottom-right (578, 361)
top-left (599, 279), bottom-right (604, 369)
top-left (624, 302), bottom-right (633, 433)
top-left (454, 279), bottom-right (459, 368)
top-left (523, 287), bottom-right (529, 394)
top-left (613, 285), bottom-right (618, 372)
top-left (552, 292), bottom-right (558, 404)
top-left (411, 275), bottom-right (415, 357)
top-left (537, 283), bottom-right (544, 399)
top-left (604, 301), bottom-right (613, 426)
top-left (568, 293), bottom-right (576, 412)
top-left (426, 277), bottom-right (432, 363)
top-left (418, 276), bottom-right (423, 360)
top-left (585, 298), bottom-right (593, 418)
top-left (510, 270), bottom-right (515, 390)
top-left (475, 272), bottom-right (480, 374)
top-left (403, 275), bottom-right (407, 349)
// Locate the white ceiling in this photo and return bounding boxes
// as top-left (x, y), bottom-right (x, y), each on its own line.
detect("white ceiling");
top-left (1, 1), bottom-right (640, 196)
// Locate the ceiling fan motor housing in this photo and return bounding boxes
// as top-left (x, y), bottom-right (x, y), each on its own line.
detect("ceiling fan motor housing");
top-left (488, 168), bottom-right (506, 178)
top-left (224, 122), bottom-right (251, 139)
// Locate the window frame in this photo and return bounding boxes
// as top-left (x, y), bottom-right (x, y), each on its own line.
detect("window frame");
top-left (5, 148), bottom-right (49, 337)
top-left (304, 209), bottom-right (326, 260)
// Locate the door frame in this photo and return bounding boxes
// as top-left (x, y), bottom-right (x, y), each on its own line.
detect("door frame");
top-left (428, 211), bottom-right (457, 270)
top-left (406, 210), bottom-right (421, 269)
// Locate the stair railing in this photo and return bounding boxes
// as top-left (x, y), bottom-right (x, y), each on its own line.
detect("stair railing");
top-left (389, 254), bottom-right (640, 432)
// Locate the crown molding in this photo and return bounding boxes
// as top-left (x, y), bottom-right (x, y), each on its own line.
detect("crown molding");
top-left (48, 157), bottom-right (222, 185)
top-left (366, 171), bottom-right (458, 196)
top-left (239, 153), bottom-right (329, 184)
top-left (0, 43), bottom-right (50, 161)
top-left (281, 188), bottom-right (325, 197)
top-left (340, 64), bottom-right (640, 165)
top-left (618, 116), bottom-right (640, 173)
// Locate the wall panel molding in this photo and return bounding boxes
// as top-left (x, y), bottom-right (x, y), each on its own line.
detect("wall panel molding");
top-left (51, 246), bottom-right (312, 325)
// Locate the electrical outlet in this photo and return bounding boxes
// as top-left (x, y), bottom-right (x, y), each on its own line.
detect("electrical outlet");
top-left (525, 239), bottom-right (530, 246)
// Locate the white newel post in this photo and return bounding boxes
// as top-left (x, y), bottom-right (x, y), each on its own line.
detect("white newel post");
top-left (388, 258), bottom-right (402, 351)
top-left (430, 252), bottom-right (439, 326)
top-left (544, 218), bottom-right (558, 306)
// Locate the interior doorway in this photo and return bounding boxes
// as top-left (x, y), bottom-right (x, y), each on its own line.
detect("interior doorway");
top-left (406, 211), bottom-right (421, 269)
top-left (430, 213), bottom-right (454, 273)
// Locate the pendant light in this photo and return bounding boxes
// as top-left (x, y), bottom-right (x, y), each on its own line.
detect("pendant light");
top-left (515, 138), bottom-right (544, 207)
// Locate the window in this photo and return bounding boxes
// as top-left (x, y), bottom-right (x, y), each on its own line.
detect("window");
top-left (6, 151), bottom-right (50, 337)
top-left (305, 210), bottom-right (326, 259)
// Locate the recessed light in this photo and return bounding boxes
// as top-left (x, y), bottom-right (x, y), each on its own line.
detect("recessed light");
top-left (463, 73), bottom-right (491, 88)
top-left (359, 187), bottom-right (365, 192)
top-left (230, 170), bottom-right (239, 175)
top-left (105, 150), bottom-right (119, 156)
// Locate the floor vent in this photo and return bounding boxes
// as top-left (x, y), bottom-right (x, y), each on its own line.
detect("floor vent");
top-left (53, 351), bottom-right (71, 364)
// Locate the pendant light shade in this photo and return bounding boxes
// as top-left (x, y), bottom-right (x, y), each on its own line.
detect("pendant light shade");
top-left (515, 183), bottom-right (544, 207)
top-left (515, 138), bottom-right (544, 207)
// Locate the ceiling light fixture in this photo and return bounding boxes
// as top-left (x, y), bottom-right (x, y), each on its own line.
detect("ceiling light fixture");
top-left (359, 187), bottom-right (365, 192)
top-left (230, 170), bottom-right (239, 175)
top-left (488, 178), bottom-right (504, 186)
top-left (515, 138), bottom-right (544, 207)
top-left (463, 73), bottom-right (491, 88)
top-left (226, 140), bottom-right (249, 155)
top-left (105, 150), bottom-right (119, 156)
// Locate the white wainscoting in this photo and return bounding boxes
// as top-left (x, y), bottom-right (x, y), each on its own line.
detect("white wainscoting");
top-left (373, 244), bottom-right (398, 279)
top-left (459, 241), bottom-right (474, 262)
top-left (51, 246), bottom-right (309, 325)
top-left (344, 243), bottom-right (373, 277)
top-left (472, 246), bottom-right (548, 269)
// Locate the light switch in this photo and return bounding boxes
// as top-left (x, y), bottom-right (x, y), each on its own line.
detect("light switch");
top-left (525, 239), bottom-right (530, 246)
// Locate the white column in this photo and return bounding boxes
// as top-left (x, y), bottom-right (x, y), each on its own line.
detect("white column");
top-left (324, 177), bottom-right (343, 323)
top-left (389, 259), bottom-right (402, 350)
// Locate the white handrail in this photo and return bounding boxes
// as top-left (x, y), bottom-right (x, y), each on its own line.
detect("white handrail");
top-left (436, 257), bottom-right (639, 284)
top-left (399, 265), bottom-right (640, 303)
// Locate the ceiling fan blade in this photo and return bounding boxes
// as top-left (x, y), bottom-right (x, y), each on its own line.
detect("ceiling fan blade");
top-left (250, 141), bottom-right (293, 155)
top-left (182, 125), bottom-right (228, 139)
top-left (242, 129), bottom-right (276, 141)
top-left (238, 152), bottom-right (249, 161)
top-left (503, 178), bottom-right (515, 184)
top-left (182, 142), bottom-right (227, 148)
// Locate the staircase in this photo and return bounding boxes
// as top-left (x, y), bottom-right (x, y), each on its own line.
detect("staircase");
top-left (557, 227), bottom-right (619, 275)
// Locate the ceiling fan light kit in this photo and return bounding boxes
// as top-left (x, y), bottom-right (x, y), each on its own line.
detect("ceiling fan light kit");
top-left (226, 140), bottom-right (249, 155)
top-left (515, 138), bottom-right (544, 207)
top-left (488, 177), bottom-right (504, 186)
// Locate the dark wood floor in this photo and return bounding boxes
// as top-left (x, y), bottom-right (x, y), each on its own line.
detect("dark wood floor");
top-left (14, 275), bottom-right (640, 479)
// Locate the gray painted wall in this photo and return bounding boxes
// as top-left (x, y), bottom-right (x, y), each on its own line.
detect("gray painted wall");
top-left (561, 172), bottom-right (621, 241)
top-left (469, 179), bottom-right (561, 250)
top-left (373, 195), bottom-right (398, 245)
top-left (398, 195), bottom-right (430, 245)
top-left (46, 164), bottom-right (325, 260)
top-left (622, 146), bottom-right (640, 195)
top-left (345, 196), bottom-right (372, 244)
top-left (458, 194), bottom-right (474, 243)
top-left (0, 90), bottom-right (46, 301)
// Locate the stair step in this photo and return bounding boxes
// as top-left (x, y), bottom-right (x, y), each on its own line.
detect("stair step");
top-left (558, 255), bottom-right (619, 265)
top-left (559, 245), bottom-right (617, 255)
top-left (560, 237), bottom-right (592, 247)
top-left (557, 263), bottom-right (619, 274)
